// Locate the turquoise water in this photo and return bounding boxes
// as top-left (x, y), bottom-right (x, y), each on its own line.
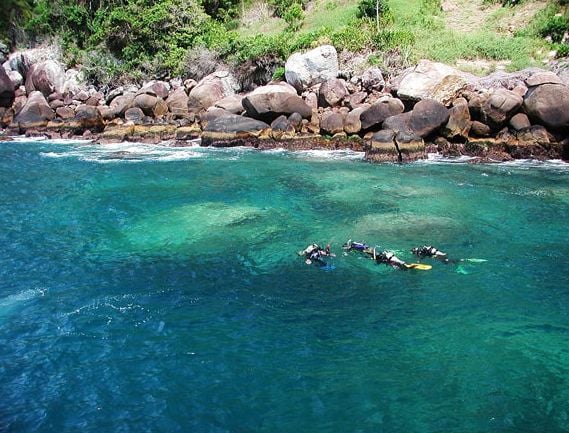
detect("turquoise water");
top-left (1, 139), bottom-right (569, 433)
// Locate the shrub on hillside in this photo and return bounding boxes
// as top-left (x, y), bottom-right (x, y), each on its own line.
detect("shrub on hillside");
top-left (539, 14), bottom-right (569, 43)
top-left (356, 0), bottom-right (389, 21)
top-left (184, 46), bottom-right (224, 80)
top-left (283, 3), bottom-right (304, 31)
top-left (234, 55), bottom-right (282, 90)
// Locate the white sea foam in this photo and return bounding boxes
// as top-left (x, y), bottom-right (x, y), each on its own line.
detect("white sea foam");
top-left (13, 136), bottom-right (93, 145)
top-left (424, 152), bottom-right (569, 169)
top-left (40, 141), bottom-right (205, 163)
top-left (291, 149), bottom-right (365, 161)
top-left (0, 288), bottom-right (47, 316)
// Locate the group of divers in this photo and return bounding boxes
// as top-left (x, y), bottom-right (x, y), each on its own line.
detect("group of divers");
top-left (298, 241), bottom-right (468, 271)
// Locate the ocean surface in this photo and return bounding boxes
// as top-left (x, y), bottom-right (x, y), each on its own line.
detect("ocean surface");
top-left (1, 139), bottom-right (569, 433)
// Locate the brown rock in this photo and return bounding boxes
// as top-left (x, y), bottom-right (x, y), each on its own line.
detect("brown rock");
top-left (481, 88), bottom-right (523, 129)
top-left (509, 113), bottom-right (531, 131)
top-left (526, 72), bottom-right (564, 87)
top-left (409, 98), bottom-right (449, 137)
top-left (110, 93), bottom-right (136, 117)
top-left (74, 90), bottom-right (90, 102)
top-left (153, 99), bottom-right (169, 118)
top-left (370, 129), bottom-right (395, 150)
top-left (360, 96), bottom-right (405, 130)
top-left (320, 111), bottom-right (344, 135)
top-left (271, 115), bottom-right (295, 139)
top-left (442, 97), bottom-right (471, 139)
top-left (13, 95), bottom-right (27, 115)
top-left (361, 67), bottom-right (385, 91)
top-left (49, 99), bottom-right (64, 110)
top-left (101, 124), bottom-right (135, 142)
top-left (134, 93), bottom-right (158, 116)
top-left (318, 78), bottom-right (348, 107)
top-left (125, 107), bottom-right (145, 123)
top-left (470, 121), bottom-right (491, 137)
top-left (288, 112), bottom-right (303, 132)
top-left (188, 71), bottom-right (239, 113)
top-left (344, 106), bottom-right (369, 134)
top-left (0, 67), bottom-right (15, 108)
top-left (176, 124), bottom-right (201, 140)
top-left (383, 112), bottom-right (412, 133)
top-left (56, 106), bottom-right (75, 120)
top-left (139, 81), bottom-right (170, 99)
top-left (523, 83), bottom-right (569, 130)
top-left (97, 106), bottom-right (114, 121)
top-left (516, 125), bottom-right (550, 146)
top-left (243, 83), bottom-right (312, 121)
top-left (396, 131), bottom-right (425, 162)
top-left (31, 60), bottom-right (65, 97)
top-left (15, 91), bottom-right (55, 129)
top-left (346, 91), bottom-right (368, 109)
top-left (74, 105), bottom-right (104, 132)
top-left (166, 87), bottom-right (189, 118)
top-left (214, 95), bottom-right (244, 114)
top-left (304, 92), bottom-right (318, 110)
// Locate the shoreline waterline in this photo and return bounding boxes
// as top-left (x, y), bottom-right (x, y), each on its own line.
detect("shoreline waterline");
top-left (3, 137), bottom-right (569, 167)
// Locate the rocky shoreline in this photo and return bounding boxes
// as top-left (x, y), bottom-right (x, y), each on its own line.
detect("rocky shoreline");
top-left (1, 45), bottom-right (568, 163)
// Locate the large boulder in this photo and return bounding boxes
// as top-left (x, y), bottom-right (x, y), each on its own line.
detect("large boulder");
top-left (360, 96), bottom-right (405, 130)
top-left (480, 88), bottom-right (523, 129)
top-left (285, 45), bottom-right (338, 92)
top-left (7, 70), bottom-right (23, 89)
top-left (31, 60), bottom-right (65, 97)
top-left (344, 105), bottom-right (369, 134)
top-left (320, 111), bottom-right (344, 135)
top-left (188, 70), bottom-right (239, 113)
top-left (201, 113), bottom-right (270, 146)
top-left (165, 87), bottom-right (189, 118)
top-left (383, 112), bottom-right (412, 133)
top-left (138, 80), bottom-right (170, 99)
top-left (72, 105), bottom-right (105, 132)
top-left (204, 113), bottom-right (269, 134)
top-left (125, 107), bottom-right (145, 123)
top-left (0, 67), bottom-right (15, 108)
top-left (270, 115), bottom-right (295, 139)
top-left (15, 91), bottom-right (55, 129)
top-left (397, 60), bottom-right (473, 104)
top-left (509, 113), bottom-right (531, 131)
top-left (242, 83), bottom-right (312, 121)
top-left (133, 93), bottom-right (158, 116)
top-left (110, 93), bottom-right (136, 117)
top-left (318, 78), bottom-right (348, 107)
top-left (409, 99), bottom-right (449, 137)
top-left (523, 81), bottom-right (569, 131)
top-left (214, 95), bottom-right (244, 114)
top-left (442, 97), bottom-right (471, 139)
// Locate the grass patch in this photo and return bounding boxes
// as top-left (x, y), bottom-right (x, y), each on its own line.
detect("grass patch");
top-left (222, 0), bottom-right (559, 77)
top-left (302, 0), bottom-right (359, 32)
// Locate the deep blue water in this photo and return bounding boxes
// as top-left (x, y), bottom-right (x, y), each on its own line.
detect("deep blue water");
top-left (1, 139), bottom-right (569, 433)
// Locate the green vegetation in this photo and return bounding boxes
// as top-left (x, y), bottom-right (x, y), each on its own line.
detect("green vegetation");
top-left (0, 0), bottom-right (567, 85)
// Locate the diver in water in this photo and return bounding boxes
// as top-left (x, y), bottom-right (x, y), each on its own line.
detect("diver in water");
top-left (373, 249), bottom-right (409, 270)
top-left (411, 245), bottom-right (455, 264)
top-left (342, 239), bottom-right (371, 252)
top-left (299, 243), bottom-right (334, 265)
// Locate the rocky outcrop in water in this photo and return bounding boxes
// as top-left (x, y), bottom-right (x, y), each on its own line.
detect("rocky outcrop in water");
top-left (1, 47), bottom-right (568, 163)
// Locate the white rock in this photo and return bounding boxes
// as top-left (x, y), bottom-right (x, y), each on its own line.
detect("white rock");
top-left (285, 45), bottom-right (338, 92)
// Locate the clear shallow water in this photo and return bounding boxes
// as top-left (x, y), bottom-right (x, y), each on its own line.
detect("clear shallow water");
top-left (1, 140), bottom-right (569, 433)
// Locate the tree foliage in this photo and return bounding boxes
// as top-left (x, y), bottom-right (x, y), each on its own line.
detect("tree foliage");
top-left (0, 0), bottom-right (34, 46)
